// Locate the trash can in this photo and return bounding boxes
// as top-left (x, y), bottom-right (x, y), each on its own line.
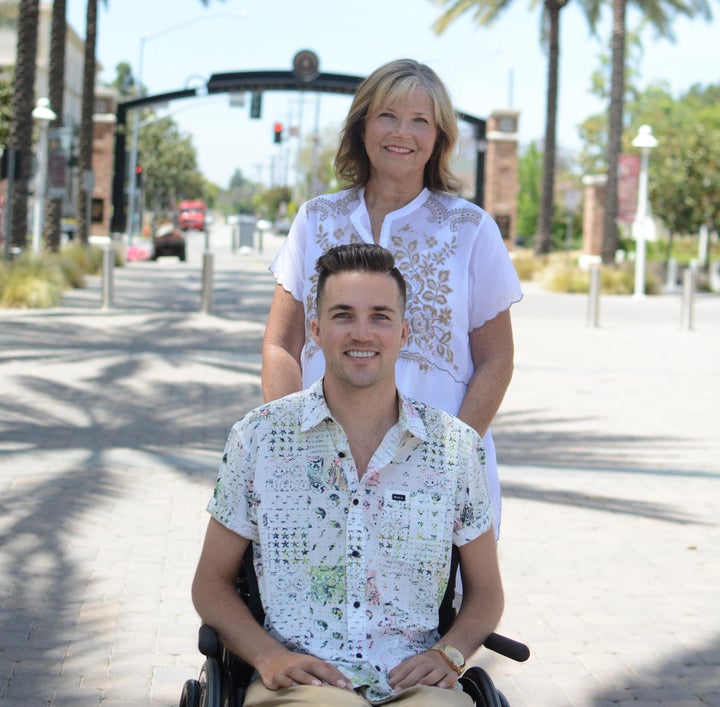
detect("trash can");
top-left (238, 215), bottom-right (256, 249)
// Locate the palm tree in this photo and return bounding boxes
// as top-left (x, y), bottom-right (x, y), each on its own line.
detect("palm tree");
top-left (43, 0), bottom-right (67, 253)
top-left (599, 0), bottom-right (711, 263)
top-left (8, 0), bottom-right (39, 251)
top-left (75, 0), bottom-right (220, 243)
top-left (431, 0), bottom-right (571, 255)
top-left (75, 0), bottom-right (103, 245)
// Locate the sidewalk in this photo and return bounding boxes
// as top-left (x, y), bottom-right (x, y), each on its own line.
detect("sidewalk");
top-left (1, 232), bottom-right (718, 706)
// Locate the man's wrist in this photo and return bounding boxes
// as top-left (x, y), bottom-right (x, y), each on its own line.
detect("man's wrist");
top-left (430, 644), bottom-right (465, 674)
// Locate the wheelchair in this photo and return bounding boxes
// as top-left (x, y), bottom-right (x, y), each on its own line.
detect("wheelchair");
top-left (179, 546), bottom-right (529, 707)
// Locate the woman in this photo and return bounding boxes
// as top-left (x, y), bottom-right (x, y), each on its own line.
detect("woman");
top-left (262, 59), bottom-right (522, 534)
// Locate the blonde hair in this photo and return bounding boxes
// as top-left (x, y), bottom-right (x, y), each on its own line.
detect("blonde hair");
top-left (334, 59), bottom-right (461, 193)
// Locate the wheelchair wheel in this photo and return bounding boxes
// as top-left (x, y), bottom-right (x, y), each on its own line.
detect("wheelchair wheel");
top-left (199, 658), bottom-right (222, 707)
top-left (179, 679), bottom-right (201, 707)
top-left (460, 666), bottom-right (503, 707)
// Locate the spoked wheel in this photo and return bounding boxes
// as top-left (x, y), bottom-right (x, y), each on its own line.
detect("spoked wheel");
top-left (460, 666), bottom-right (503, 707)
top-left (199, 658), bottom-right (222, 707)
top-left (179, 678), bottom-right (201, 707)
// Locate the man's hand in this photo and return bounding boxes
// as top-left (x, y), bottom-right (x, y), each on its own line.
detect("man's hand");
top-left (388, 650), bottom-right (459, 691)
top-left (254, 646), bottom-right (353, 691)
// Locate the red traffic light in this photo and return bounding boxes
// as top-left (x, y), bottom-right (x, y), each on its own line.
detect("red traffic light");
top-left (273, 122), bottom-right (283, 144)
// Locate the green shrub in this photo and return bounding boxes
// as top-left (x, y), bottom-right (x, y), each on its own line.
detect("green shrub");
top-left (0, 254), bottom-right (64, 308)
top-left (511, 249), bottom-right (545, 281)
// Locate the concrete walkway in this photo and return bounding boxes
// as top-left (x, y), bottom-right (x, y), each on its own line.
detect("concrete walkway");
top-left (1, 228), bottom-right (718, 706)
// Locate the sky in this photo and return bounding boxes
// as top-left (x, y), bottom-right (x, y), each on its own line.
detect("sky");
top-left (65, 0), bottom-right (719, 189)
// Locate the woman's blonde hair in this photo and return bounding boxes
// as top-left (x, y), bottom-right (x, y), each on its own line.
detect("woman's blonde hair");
top-left (334, 59), bottom-right (461, 194)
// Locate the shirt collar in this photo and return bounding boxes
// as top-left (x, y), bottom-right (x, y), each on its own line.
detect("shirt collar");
top-left (301, 378), bottom-right (429, 442)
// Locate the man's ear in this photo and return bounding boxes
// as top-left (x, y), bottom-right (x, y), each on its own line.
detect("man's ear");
top-left (401, 320), bottom-right (409, 346)
top-left (310, 318), bottom-right (321, 347)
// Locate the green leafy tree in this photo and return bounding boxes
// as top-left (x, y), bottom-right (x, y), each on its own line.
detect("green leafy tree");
top-left (137, 115), bottom-right (204, 213)
top-left (516, 141), bottom-right (542, 243)
top-left (634, 84), bottom-right (720, 253)
top-left (585, 0), bottom-right (713, 263)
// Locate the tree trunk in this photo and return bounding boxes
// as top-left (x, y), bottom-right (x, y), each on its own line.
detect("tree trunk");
top-left (43, 0), bottom-right (67, 253)
top-left (534, 0), bottom-right (566, 255)
top-left (76, 0), bottom-right (98, 245)
top-left (602, 0), bottom-right (627, 264)
top-left (9, 0), bottom-right (40, 252)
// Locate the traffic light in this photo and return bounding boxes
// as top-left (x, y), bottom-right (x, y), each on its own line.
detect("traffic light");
top-left (250, 91), bottom-right (262, 119)
top-left (135, 165), bottom-right (143, 188)
top-left (273, 122), bottom-right (283, 144)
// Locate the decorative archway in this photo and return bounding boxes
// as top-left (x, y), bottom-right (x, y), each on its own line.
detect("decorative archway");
top-left (110, 53), bottom-right (486, 234)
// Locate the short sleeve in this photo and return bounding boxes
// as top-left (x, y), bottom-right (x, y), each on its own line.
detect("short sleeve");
top-left (268, 204), bottom-right (309, 302)
top-left (453, 427), bottom-right (493, 546)
top-left (468, 213), bottom-right (523, 329)
top-left (206, 419), bottom-right (260, 542)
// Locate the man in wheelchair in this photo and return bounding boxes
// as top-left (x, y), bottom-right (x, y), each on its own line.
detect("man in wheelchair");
top-left (192, 243), bottom-right (505, 706)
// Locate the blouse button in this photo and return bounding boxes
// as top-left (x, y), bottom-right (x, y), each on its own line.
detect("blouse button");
top-left (356, 652), bottom-right (363, 659)
top-left (351, 550), bottom-right (360, 558)
top-left (352, 498), bottom-right (359, 506)
top-left (338, 451), bottom-right (346, 458)
top-left (353, 601), bottom-right (361, 609)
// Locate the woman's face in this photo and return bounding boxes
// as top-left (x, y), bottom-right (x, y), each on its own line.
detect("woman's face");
top-left (363, 85), bottom-right (438, 187)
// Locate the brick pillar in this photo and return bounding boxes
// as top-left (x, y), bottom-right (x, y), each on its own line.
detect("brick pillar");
top-left (581, 174), bottom-right (606, 258)
top-left (484, 110), bottom-right (520, 249)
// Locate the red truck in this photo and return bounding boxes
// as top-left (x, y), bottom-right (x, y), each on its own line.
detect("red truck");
top-left (177, 200), bottom-right (206, 231)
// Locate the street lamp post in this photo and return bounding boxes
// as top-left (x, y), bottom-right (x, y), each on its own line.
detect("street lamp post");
top-left (126, 11), bottom-right (247, 242)
top-left (31, 97), bottom-right (57, 254)
top-left (631, 124), bottom-right (658, 299)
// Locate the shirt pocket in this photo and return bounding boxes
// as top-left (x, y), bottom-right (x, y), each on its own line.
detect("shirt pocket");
top-left (378, 490), bottom-right (449, 565)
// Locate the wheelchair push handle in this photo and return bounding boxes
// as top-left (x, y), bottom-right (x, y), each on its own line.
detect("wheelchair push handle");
top-left (482, 632), bottom-right (530, 662)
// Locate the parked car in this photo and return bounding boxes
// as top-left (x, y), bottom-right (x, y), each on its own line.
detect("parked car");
top-left (152, 222), bottom-right (186, 261)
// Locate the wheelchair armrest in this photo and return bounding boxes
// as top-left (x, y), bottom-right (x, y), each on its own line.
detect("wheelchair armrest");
top-left (198, 624), bottom-right (219, 658)
top-left (482, 632), bottom-right (530, 662)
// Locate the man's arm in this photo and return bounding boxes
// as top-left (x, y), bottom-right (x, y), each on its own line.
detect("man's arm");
top-left (387, 529), bottom-right (504, 691)
top-left (261, 285), bottom-right (306, 402)
top-left (457, 310), bottom-right (515, 437)
top-left (192, 518), bottom-right (352, 691)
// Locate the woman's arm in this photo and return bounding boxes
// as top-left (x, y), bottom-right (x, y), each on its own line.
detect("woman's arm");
top-left (261, 285), bottom-right (306, 402)
top-left (457, 309), bottom-right (515, 437)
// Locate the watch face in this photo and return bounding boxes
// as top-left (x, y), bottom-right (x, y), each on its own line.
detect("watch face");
top-left (443, 645), bottom-right (465, 667)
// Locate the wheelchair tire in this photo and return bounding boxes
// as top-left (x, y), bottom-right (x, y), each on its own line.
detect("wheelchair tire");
top-left (460, 666), bottom-right (503, 707)
top-left (179, 679), bottom-right (201, 707)
top-left (199, 658), bottom-right (222, 707)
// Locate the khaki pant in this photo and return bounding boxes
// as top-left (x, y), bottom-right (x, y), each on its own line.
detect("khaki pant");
top-left (244, 681), bottom-right (472, 706)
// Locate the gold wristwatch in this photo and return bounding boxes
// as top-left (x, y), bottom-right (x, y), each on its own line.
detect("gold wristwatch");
top-left (431, 644), bottom-right (466, 674)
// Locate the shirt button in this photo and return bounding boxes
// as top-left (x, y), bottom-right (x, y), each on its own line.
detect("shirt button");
top-left (351, 550), bottom-right (360, 558)
top-left (356, 652), bottom-right (363, 659)
top-left (352, 498), bottom-right (359, 506)
top-left (338, 451), bottom-right (346, 458)
top-left (353, 601), bottom-right (360, 608)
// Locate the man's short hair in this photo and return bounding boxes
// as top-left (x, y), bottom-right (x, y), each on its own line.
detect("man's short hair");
top-left (315, 243), bottom-right (407, 311)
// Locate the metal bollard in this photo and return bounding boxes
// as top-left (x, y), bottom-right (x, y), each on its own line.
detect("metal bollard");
top-left (665, 257), bottom-right (678, 292)
top-left (680, 267), bottom-right (695, 330)
top-left (101, 245), bottom-right (114, 309)
top-left (200, 252), bottom-right (214, 314)
top-left (586, 263), bottom-right (601, 328)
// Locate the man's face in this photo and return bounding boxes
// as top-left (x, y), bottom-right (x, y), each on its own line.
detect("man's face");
top-left (311, 271), bottom-right (408, 391)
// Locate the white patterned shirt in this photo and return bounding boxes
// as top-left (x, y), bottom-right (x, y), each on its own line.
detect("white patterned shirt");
top-left (270, 187), bottom-right (522, 533)
top-left (208, 379), bottom-right (491, 703)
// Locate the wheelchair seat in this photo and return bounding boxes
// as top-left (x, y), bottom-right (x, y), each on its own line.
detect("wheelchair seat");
top-left (179, 545), bottom-right (529, 707)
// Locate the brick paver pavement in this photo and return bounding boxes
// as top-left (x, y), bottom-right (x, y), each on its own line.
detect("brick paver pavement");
top-left (1, 227), bottom-right (718, 705)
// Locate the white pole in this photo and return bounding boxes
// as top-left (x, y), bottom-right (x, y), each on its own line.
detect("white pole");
top-left (631, 125), bottom-right (658, 300)
top-left (31, 98), bottom-right (57, 254)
